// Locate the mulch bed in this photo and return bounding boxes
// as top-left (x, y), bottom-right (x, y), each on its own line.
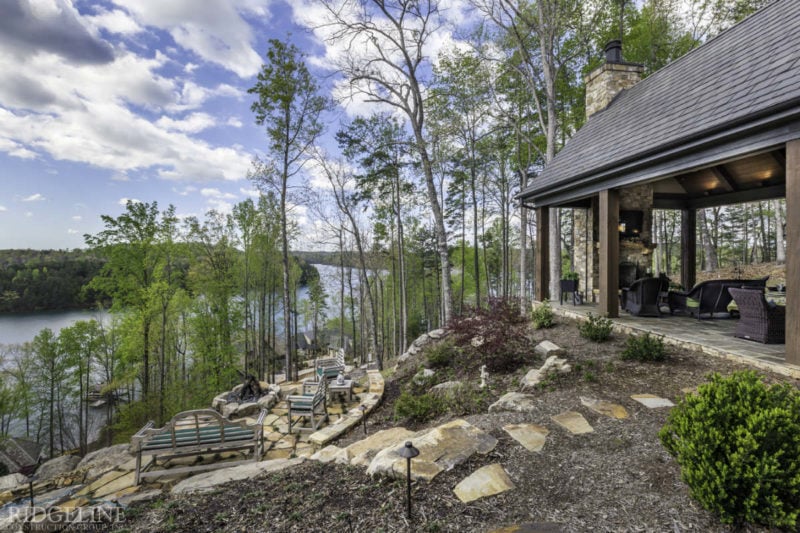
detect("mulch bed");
top-left (114, 317), bottom-right (795, 532)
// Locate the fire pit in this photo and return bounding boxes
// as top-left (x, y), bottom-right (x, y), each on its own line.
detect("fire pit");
top-left (212, 371), bottom-right (281, 419)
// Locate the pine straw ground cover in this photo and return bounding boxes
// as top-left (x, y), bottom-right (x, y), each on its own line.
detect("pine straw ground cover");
top-left (114, 316), bottom-right (797, 533)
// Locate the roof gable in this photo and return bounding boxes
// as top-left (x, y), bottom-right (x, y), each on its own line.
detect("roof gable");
top-left (522, 0), bottom-right (800, 204)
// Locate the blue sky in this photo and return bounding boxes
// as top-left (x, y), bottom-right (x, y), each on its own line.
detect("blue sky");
top-left (0, 0), bottom-right (481, 250)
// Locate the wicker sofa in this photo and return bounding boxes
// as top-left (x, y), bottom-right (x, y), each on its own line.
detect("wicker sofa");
top-left (667, 276), bottom-right (768, 319)
top-left (727, 287), bottom-right (785, 343)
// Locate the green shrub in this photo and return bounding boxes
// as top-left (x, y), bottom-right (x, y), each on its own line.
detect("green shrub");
top-left (426, 339), bottom-right (458, 369)
top-left (620, 333), bottom-right (666, 362)
top-left (394, 391), bottom-right (443, 423)
top-left (531, 301), bottom-right (554, 329)
top-left (659, 371), bottom-right (800, 528)
top-left (578, 313), bottom-right (612, 342)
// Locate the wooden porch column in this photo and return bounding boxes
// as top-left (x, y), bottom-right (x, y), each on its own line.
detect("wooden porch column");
top-left (786, 140), bottom-right (800, 366)
top-left (681, 208), bottom-right (696, 291)
top-left (598, 189), bottom-right (619, 317)
top-left (535, 207), bottom-right (550, 301)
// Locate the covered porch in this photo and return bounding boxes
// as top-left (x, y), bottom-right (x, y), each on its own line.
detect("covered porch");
top-left (519, 4), bottom-right (800, 366)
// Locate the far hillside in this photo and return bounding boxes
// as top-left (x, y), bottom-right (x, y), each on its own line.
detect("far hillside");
top-left (0, 249), bottom-right (107, 313)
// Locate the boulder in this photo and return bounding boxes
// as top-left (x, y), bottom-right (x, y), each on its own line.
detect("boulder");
top-left (171, 458), bottom-right (304, 495)
top-left (222, 403), bottom-right (238, 419)
top-left (310, 445), bottom-right (348, 464)
top-left (488, 392), bottom-right (540, 414)
top-left (211, 393), bottom-right (228, 411)
top-left (428, 328), bottom-right (447, 340)
top-left (412, 333), bottom-right (430, 348)
top-left (520, 355), bottom-right (571, 390)
top-left (412, 368), bottom-right (435, 385)
top-left (257, 393), bottom-right (277, 410)
top-left (0, 473), bottom-right (27, 491)
top-left (345, 427), bottom-right (415, 467)
top-left (77, 444), bottom-right (135, 480)
top-left (367, 419), bottom-right (496, 481)
top-left (429, 381), bottom-right (463, 398)
top-left (534, 340), bottom-right (564, 357)
top-left (234, 401), bottom-right (261, 418)
top-left (36, 455), bottom-right (81, 481)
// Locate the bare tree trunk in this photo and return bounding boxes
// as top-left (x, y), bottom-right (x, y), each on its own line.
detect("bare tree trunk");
top-left (775, 199), bottom-right (786, 263)
top-left (698, 209), bottom-right (718, 271)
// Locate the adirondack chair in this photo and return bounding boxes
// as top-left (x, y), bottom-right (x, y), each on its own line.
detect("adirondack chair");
top-left (315, 348), bottom-right (345, 380)
top-left (287, 378), bottom-right (328, 433)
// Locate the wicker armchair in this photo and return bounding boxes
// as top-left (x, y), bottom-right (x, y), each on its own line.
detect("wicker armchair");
top-left (728, 287), bottom-right (785, 344)
top-left (621, 277), bottom-right (666, 317)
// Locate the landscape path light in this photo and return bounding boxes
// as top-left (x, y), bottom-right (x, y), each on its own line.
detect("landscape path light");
top-left (359, 404), bottom-right (367, 435)
top-left (397, 441), bottom-right (420, 520)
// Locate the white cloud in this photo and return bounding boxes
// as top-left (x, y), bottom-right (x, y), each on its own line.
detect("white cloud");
top-left (111, 172), bottom-right (129, 182)
top-left (227, 117), bottom-right (243, 128)
top-left (156, 112), bottom-right (216, 133)
top-left (0, 205), bottom-right (6, 212)
top-left (21, 193), bottom-right (45, 202)
top-left (201, 188), bottom-right (236, 200)
top-left (87, 8), bottom-right (143, 36)
top-left (173, 185), bottom-right (197, 196)
top-left (110, 0), bottom-right (269, 77)
top-left (25, 211), bottom-right (33, 217)
top-left (67, 228), bottom-right (78, 234)
top-left (72, 215), bottom-right (82, 221)
top-left (0, 137), bottom-right (38, 159)
top-left (118, 197), bottom-right (141, 205)
top-left (239, 187), bottom-right (259, 198)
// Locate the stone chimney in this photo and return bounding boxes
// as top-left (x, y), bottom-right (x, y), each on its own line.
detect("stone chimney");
top-left (584, 40), bottom-right (644, 119)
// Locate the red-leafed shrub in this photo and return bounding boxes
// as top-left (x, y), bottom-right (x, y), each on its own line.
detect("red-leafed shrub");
top-left (447, 298), bottom-right (534, 373)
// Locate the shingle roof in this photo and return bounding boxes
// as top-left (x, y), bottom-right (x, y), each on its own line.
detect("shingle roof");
top-left (520, 0), bottom-right (800, 203)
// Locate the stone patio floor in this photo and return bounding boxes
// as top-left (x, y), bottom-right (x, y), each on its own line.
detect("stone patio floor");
top-left (550, 301), bottom-right (800, 379)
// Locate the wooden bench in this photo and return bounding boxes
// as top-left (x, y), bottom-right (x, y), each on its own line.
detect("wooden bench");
top-left (132, 409), bottom-right (265, 485)
top-left (287, 379), bottom-right (328, 433)
top-left (315, 348), bottom-right (345, 380)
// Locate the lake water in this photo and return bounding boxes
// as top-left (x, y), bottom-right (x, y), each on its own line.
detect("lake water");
top-left (0, 264), bottom-right (351, 346)
top-left (0, 309), bottom-right (110, 346)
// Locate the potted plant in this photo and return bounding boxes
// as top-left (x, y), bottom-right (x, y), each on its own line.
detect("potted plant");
top-left (560, 271), bottom-right (579, 293)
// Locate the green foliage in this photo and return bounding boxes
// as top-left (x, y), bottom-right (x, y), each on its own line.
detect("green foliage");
top-left (660, 371), bottom-right (800, 527)
top-left (561, 271), bottom-right (579, 281)
top-left (531, 301), bottom-right (554, 329)
top-left (426, 340), bottom-right (458, 369)
top-left (621, 333), bottom-right (666, 362)
top-left (0, 249), bottom-right (107, 312)
top-left (394, 391), bottom-right (443, 423)
top-left (578, 313), bottom-right (613, 342)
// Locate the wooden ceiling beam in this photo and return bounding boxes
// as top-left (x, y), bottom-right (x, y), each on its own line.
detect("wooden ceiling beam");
top-left (710, 165), bottom-right (739, 192)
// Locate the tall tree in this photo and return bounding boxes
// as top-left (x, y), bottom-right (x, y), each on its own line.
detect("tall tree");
top-left (336, 114), bottom-right (413, 351)
top-left (249, 39), bottom-right (327, 381)
top-left (475, 0), bottom-right (599, 299)
top-left (84, 201), bottom-right (176, 399)
top-left (319, 0), bottom-right (455, 325)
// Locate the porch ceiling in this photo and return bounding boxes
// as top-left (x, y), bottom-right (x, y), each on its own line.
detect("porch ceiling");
top-left (652, 147), bottom-right (787, 209)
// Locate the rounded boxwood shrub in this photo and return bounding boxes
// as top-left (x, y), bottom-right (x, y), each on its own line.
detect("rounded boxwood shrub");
top-left (620, 332), bottom-right (666, 362)
top-left (659, 371), bottom-right (800, 528)
top-left (394, 391), bottom-right (443, 423)
top-left (578, 313), bottom-right (612, 342)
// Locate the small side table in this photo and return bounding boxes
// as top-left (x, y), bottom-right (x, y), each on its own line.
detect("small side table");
top-left (329, 379), bottom-right (353, 402)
